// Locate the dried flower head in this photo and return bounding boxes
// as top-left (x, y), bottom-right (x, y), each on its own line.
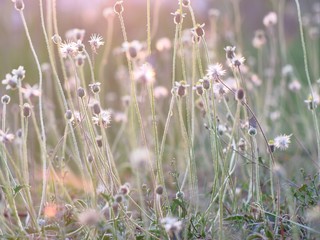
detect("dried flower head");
top-left (224, 46), bottom-right (236, 60)
top-left (274, 134), bottom-right (292, 150)
top-left (173, 81), bottom-right (190, 97)
top-left (89, 82), bottom-right (101, 94)
top-left (13, 0), bottom-right (24, 11)
top-left (1, 95), bottom-right (11, 104)
top-left (2, 74), bottom-right (18, 90)
top-left (199, 77), bottom-right (211, 90)
top-left (193, 82), bottom-right (204, 96)
top-left (191, 23), bottom-right (205, 38)
top-left (171, 9), bottom-right (186, 25)
top-left (22, 103), bottom-right (32, 118)
top-left (231, 55), bottom-right (246, 68)
top-left (114, 1), bottom-right (124, 15)
top-left (89, 34), bottom-right (104, 54)
top-left (92, 110), bottom-right (112, 128)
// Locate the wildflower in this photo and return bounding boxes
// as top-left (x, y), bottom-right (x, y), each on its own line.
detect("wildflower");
top-left (114, 1), bottom-right (124, 15)
top-left (65, 28), bottom-right (85, 42)
top-left (51, 34), bottom-right (62, 44)
top-left (224, 46), bottom-right (236, 60)
top-left (122, 40), bottom-right (143, 59)
top-left (274, 134), bottom-right (292, 150)
top-left (12, 66), bottom-right (25, 80)
top-left (176, 191), bottom-right (184, 199)
top-left (119, 183), bottom-right (130, 195)
top-left (235, 88), bottom-right (245, 101)
top-left (114, 194), bottom-right (123, 203)
top-left (65, 110), bottom-right (73, 121)
top-left (304, 94), bottom-right (318, 110)
top-left (161, 217), bottom-right (183, 237)
top-left (231, 55), bottom-right (246, 68)
top-left (92, 110), bottom-right (112, 128)
top-left (173, 81), bottom-right (190, 97)
top-left (75, 40), bottom-right (85, 52)
top-left (89, 82), bottom-right (101, 94)
top-left (89, 34), bottom-right (104, 54)
top-left (206, 63), bottom-right (226, 80)
top-left (21, 84), bottom-right (41, 99)
top-left (44, 203), bottom-right (58, 219)
top-left (77, 87), bottom-right (86, 98)
top-left (156, 185), bottom-right (164, 195)
top-left (191, 23), bottom-right (205, 38)
top-left (252, 30), bottom-right (266, 49)
top-left (288, 79), bottom-right (301, 92)
top-left (193, 82), bottom-right (204, 96)
top-left (1, 95), bottom-right (10, 104)
top-left (263, 12), bottom-right (278, 27)
top-left (248, 127), bottom-right (257, 136)
top-left (133, 63), bottom-right (156, 85)
top-left (0, 130), bottom-right (15, 143)
top-left (268, 140), bottom-right (275, 153)
top-left (78, 209), bottom-right (100, 226)
top-left (22, 103), bottom-right (32, 118)
top-left (60, 40), bottom-right (77, 59)
top-left (156, 38), bottom-right (172, 52)
top-left (179, 0), bottom-right (190, 7)
top-left (74, 53), bottom-right (86, 67)
top-left (199, 77), bottom-right (211, 90)
top-left (2, 74), bottom-right (18, 90)
top-left (12, 0), bottom-right (24, 11)
top-left (171, 9), bottom-right (186, 25)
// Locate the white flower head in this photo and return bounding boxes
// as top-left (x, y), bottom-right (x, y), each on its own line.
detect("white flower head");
top-left (133, 63), bottom-right (156, 85)
top-left (274, 134), bottom-right (292, 151)
top-left (21, 84), bottom-right (41, 99)
top-left (161, 217), bottom-right (183, 236)
top-left (60, 40), bottom-right (77, 59)
top-left (2, 74), bottom-right (18, 90)
top-left (0, 130), bottom-right (15, 143)
top-left (89, 34), bottom-right (104, 54)
top-left (206, 63), bottom-right (226, 80)
top-left (263, 12), bottom-right (278, 27)
top-left (12, 66), bottom-right (25, 80)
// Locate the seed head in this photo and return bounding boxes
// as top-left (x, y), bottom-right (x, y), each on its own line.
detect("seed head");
top-left (22, 103), bottom-right (32, 118)
top-left (193, 82), bottom-right (204, 96)
top-left (88, 34), bottom-right (104, 54)
top-left (199, 78), bottom-right (211, 90)
top-left (235, 88), bottom-right (245, 101)
top-left (156, 185), bottom-right (164, 195)
top-left (77, 87), bottom-right (85, 98)
top-left (171, 10), bottom-right (186, 25)
top-left (89, 82), bottom-right (101, 94)
top-left (174, 81), bottom-right (190, 97)
top-left (1, 95), bottom-right (11, 104)
top-left (224, 46), bottom-right (236, 60)
top-left (13, 0), bottom-right (24, 11)
top-left (248, 127), bottom-right (257, 136)
top-left (96, 136), bottom-right (103, 148)
top-left (65, 110), bottom-right (73, 121)
top-left (191, 23), bottom-right (205, 38)
top-left (114, 1), bottom-right (124, 15)
top-left (268, 140), bottom-right (275, 153)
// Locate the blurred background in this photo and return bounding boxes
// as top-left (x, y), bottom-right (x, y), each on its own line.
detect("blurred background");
top-left (0, 0), bottom-right (318, 82)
